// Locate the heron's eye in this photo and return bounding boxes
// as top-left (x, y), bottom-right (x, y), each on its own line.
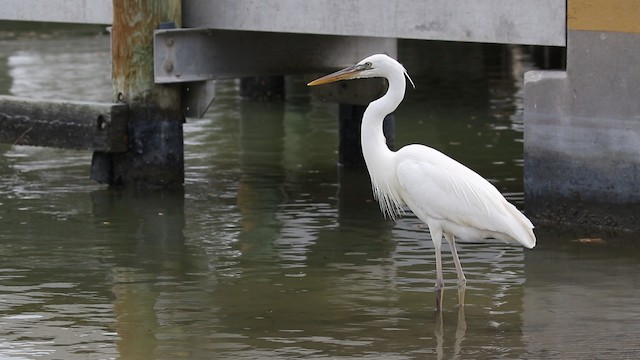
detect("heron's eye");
top-left (356, 62), bottom-right (373, 71)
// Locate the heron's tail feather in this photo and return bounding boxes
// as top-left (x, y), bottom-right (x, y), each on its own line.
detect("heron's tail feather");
top-left (503, 202), bottom-right (536, 249)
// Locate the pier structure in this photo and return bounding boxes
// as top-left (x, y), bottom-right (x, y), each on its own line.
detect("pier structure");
top-left (1, 0), bottom-right (639, 229)
top-left (0, 0), bottom-right (564, 178)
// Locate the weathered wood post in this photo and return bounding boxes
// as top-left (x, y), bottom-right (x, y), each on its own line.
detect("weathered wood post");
top-left (91, 0), bottom-right (184, 188)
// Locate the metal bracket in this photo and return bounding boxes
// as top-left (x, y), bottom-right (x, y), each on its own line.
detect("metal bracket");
top-left (181, 80), bottom-right (216, 118)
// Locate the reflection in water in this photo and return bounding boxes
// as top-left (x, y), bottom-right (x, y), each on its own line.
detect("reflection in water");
top-left (1, 32), bottom-right (640, 359)
top-left (523, 228), bottom-right (640, 358)
top-left (92, 189), bottom-right (186, 360)
top-left (0, 56), bottom-right (11, 94)
top-left (2, 36), bottom-right (111, 101)
top-left (435, 308), bottom-right (467, 360)
top-left (237, 99), bottom-right (286, 260)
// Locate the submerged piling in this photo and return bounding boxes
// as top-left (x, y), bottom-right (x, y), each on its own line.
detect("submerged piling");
top-left (338, 104), bottom-right (394, 168)
top-left (91, 0), bottom-right (184, 188)
top-left (240, 76), bottom-right (285, 101)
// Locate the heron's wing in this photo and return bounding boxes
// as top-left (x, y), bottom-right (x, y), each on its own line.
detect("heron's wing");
top-left (397, 157), bottom-right (502, 224)
top-left (396, 145), bottom-right (534, 247)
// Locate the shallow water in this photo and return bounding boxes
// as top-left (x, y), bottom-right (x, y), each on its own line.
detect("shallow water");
top-left (1, 31), bottom-right (639, 359)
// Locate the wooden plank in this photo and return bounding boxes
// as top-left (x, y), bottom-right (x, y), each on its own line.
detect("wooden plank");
top-left (0, 96), bottom-right (128, 151)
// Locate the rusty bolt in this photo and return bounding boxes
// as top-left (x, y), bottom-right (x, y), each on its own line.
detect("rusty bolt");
top-left (165, 61), bottom-right (174, 73)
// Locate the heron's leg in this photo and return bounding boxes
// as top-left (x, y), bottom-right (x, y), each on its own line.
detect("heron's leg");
top-left (445, 233), bottom-right (466, 307)
top-left (431, 226), bottom-right (444, 311)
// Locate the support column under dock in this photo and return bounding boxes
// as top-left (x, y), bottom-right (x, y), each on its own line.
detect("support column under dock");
top-left (524, 0), bottom-right (640, 230)
top-left (91, 0), bottom-right (184, 188)
top-left (240, 76), bottom-right (285, 101)
top-left (338, 104), bottom-right (394, 169)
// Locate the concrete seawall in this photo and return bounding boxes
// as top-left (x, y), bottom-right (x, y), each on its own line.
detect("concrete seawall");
top-left (524, 0), bottom-right (640, 230)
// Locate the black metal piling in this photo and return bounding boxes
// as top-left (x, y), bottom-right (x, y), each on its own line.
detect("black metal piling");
top-left (240, 76), bottom-right (285, 101)
top-left (338, 104), bottom-right (394, 168)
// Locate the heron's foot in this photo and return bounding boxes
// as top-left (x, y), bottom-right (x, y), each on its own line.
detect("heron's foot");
top-left (457, 278), bottom-right (467, 308)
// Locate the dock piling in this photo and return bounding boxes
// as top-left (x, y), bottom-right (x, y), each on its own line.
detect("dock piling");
top-left (240, 76), bottom-right (285, 101)
top-left (524, 0), bottom-right (640, 230)
top-left (338, 104), bottom-right (394, 168)
top-left (91, 0), bottom-right (184, 188)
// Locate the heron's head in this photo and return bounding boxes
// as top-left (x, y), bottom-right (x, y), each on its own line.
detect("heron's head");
top-left (307, 54), bottom-right (414, 88)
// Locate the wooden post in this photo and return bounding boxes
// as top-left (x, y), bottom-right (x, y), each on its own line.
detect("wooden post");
top-left (91, 0), bottom-right (184, 187)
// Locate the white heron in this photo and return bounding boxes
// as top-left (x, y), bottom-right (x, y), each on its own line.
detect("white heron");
top-left (308, 54), bottom-right (536, 311)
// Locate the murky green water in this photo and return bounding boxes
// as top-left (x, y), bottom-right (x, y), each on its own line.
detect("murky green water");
top-left (1, 31), bottom-right (640, 359)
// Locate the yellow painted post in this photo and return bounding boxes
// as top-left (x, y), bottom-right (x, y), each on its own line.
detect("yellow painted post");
top-left (568, 0), bottom-right (640, 33)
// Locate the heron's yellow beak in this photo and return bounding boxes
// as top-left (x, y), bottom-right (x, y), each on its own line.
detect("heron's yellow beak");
top-left (307, 65), bottom-right (362, 86)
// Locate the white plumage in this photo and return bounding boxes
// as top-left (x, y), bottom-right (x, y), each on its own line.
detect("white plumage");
top-left (309, 54), bottom-right (536, 311)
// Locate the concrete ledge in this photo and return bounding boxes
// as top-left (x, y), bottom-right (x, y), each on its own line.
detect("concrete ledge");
top-left (0, 95), bottom-right (128, 152)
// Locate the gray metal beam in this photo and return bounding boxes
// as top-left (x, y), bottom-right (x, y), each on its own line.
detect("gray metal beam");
top-left (0, 96), bottom-right (128, 151)
top-left (155, 29), bottom-right (396, 115)
top-left (154, 28), bottom-right (397, 83)
top-left (183, 0), bottom-right (566, 46)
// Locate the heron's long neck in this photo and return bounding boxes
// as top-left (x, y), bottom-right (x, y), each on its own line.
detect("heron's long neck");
top-left (361, 71), bottom-right (406, 160)
top-left (361, 70), bottom-right (407, 218)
